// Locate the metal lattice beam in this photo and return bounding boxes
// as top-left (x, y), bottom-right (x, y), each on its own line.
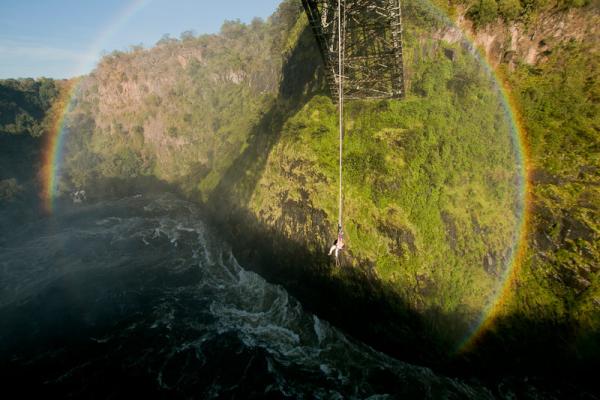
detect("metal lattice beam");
top-left (301, 0), bottom-right (405, 100)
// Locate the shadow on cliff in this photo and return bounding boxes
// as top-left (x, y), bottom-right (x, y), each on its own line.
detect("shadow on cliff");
top-left (203, 25), bottom-right (449, 367)
top-left (207, 179), bottom-right (600, 397)
top-left (206, 25), bottom-right (326, 214)
top-left (199, 25), bottom-right (600, 399)
top-left (203, 21), bottom-right (452, 375)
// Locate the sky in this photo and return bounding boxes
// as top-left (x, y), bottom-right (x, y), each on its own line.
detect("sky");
top-left (0, 0), bottom-right (283, 79)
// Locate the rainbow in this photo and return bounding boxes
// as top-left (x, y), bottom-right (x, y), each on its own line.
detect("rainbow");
top-left (40, 80), bottom-right (79, 214)
top-left (39, 0), bottom-right (532, 349)
top-left (40, 0), bottom-right (151, 213)
top-left (404, 0), bottom-right (533, 351)
top-left (457, 70), bottom-right (532, 352)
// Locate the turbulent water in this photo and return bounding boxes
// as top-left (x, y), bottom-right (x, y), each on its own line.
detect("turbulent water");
top-left (0, 193), bottom-right (494, 398)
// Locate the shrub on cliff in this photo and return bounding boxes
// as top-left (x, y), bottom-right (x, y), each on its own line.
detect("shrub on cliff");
top-left (468, 0), bottom-right (499, 26)
top-left (0, 78), bottom-right (61, 137)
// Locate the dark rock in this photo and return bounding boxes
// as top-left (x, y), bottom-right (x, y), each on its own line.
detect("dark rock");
top-left (376, 219), bottom-right (417, 258)
top-left (443, 48), bottom-right (455, 61)
top-left (530, 168), bottom-right (563, 185)
top-left (578, 164), bottom-right (599, 180)
top-left (441, 211), bottom-right (458, 252)
top-left (483, 252), bottom-right (499, 277)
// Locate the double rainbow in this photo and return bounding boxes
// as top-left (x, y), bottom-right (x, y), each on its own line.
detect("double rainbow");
top-left (38, 0), bottom-right (531, 350)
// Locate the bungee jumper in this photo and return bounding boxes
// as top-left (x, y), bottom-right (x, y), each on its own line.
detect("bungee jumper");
top-left (305, 0), bottom-right (405, 262)
top-left (328, 0), bottom-right (346, 264)
top-left (328, 224), bottom-right (345, 259)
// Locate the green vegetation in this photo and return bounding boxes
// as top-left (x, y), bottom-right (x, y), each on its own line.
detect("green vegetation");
top-left (0, 78), bottom-right (61, 136)
top-left (434, 0), bottom-right (591, 26)
top-left (249, 25), bottom-right (519, 327)
top-left (503, 39), bottom-right (599, 343)
top-left (61, 1), bottom-right (300, 197)
top-left (0, 77), bottom-right (71, 202)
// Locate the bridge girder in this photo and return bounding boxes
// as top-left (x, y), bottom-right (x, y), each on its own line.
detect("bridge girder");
top-left (301, 0), bottom-right (405, 100)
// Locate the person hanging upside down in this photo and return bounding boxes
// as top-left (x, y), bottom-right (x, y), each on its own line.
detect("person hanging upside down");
top-left (328, 225), bottom-right (345, 259)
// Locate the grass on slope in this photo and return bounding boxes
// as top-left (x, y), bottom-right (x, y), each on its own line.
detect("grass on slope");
top-left (250, 35), bottom-right (521, 333)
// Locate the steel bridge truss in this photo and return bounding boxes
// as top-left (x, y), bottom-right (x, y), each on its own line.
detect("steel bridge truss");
top-left (301, 0), bottom-right (405, 100)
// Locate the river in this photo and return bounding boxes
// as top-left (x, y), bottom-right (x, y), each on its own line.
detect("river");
top-left (0, 193), bottom-right (497, 398)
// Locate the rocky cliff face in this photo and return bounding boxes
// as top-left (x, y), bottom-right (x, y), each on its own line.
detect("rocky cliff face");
top-left (450, 5), bottom-right (599, 67)
top-left (62, 6), bottom-right (299, 196)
